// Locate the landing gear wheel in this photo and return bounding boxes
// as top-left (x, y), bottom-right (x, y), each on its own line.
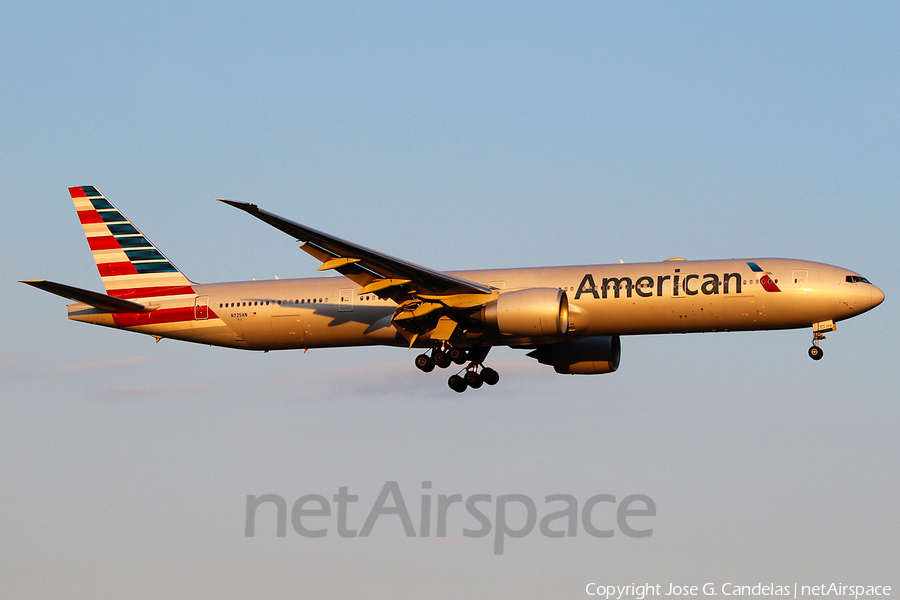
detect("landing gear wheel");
top-left (808, 346), bottom-right (824, 361)
top-left (449, 347), bottom-right (467, 364)
top-left (432, 350), bottom-right (452, 369)
top-left (415, 353), bottom-right (435, 372)
top-left (448, 375), bottom-right (468, 393)
top-left (464, 370), bottom-right (484, 389)
top-left (481, 367), bottom-right (500, 386)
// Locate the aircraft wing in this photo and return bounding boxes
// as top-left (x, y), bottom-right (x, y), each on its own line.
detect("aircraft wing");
top-left (217, 200), bottom-right (492, 297)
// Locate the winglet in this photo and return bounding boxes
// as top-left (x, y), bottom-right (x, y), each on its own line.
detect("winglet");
top-left (217, 199), bottom-right (258, 211)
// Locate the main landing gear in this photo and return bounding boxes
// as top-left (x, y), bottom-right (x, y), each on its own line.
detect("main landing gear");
top-left (414, 344), bottom-right (500, 392)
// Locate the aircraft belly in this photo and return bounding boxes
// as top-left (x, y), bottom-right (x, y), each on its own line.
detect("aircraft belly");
top-left (119, 318), bottom-right (240, 345)
top-left (160, 323), bottom-right (245, 346)
top-left (576, 289), bottom-right (846, 335)
top-left (305, 306), bottom-right (393, 348)
top-left (270, 313), bottom-right (307, 347)
top-left (239, 314), bottom-right (275, 348)
top-left (267, 306), bottom-right (390, 349)
top-left (577, 294), bottom-right (773, 334)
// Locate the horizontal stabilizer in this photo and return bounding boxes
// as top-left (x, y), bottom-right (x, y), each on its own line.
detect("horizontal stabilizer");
top-left (20, 280), bottom-right (153, 313)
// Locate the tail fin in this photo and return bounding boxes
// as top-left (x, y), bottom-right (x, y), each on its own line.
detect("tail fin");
top-left (69, 186), bottom-right (195, 300)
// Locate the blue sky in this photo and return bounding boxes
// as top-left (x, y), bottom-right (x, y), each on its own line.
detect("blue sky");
top-left (2, 2), bottom-right (898, 598)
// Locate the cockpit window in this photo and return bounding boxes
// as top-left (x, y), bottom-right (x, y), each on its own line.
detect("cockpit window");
top-left (846, 275), bottom-right (872, 284)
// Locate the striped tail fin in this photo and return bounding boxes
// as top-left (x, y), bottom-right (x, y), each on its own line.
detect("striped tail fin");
top-left (70, 186), bottom-right (196, 300)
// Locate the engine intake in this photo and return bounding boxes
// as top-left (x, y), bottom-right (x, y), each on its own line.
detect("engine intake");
top-left (527, 336), bottom-right (621, 374)
top-left (481, 288), bottom-right (568, 337)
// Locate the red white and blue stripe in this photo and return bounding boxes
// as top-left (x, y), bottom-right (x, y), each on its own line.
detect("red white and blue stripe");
top-left (70, 185), bottom-right (195, 300)
top-left (746, 261), bottom-right (781, 292)
top-left (69, 186), bottom-right (226, 333)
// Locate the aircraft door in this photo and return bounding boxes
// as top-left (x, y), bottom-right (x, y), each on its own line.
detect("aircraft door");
top-left (792, 270), bottom-right (809, 294)
top-left (194, 295), bottom-right (209, 320)
top-left (339, 288), bottom-right (354, 312)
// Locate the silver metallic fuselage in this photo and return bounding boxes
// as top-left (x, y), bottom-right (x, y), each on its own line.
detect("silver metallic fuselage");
top-left (70, 257), bottom-right (884, 351)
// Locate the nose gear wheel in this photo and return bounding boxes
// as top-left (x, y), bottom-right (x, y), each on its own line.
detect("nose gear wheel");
top-left (808, 331), bottom-right (826, 361)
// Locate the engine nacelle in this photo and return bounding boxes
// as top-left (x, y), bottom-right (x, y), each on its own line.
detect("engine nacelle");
top-left (481, 288), bottom-right (568, 337)
top-left (526, 336), bottom-right (621, 374)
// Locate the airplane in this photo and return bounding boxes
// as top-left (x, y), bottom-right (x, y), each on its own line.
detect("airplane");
top-left (22, 186), bottom-right (885, 393)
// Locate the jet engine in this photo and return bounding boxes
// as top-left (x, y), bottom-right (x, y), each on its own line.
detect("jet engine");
top-left (526, 336), bottom-right (621, 374)
top-left (481, 288), bottom-right (568, 337)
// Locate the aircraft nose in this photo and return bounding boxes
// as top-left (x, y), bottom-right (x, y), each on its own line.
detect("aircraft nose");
top-left (871, 285), bottom-right (885, 308)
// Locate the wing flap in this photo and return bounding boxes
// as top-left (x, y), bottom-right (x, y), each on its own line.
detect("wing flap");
top-left (317, 257), bottom-right (362, 271)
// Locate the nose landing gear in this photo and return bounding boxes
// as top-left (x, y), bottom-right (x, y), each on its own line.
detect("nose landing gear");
top-left (808, 320), bottom-right (835, 361)
top-left (808, 343), bottom-right (824, 360)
